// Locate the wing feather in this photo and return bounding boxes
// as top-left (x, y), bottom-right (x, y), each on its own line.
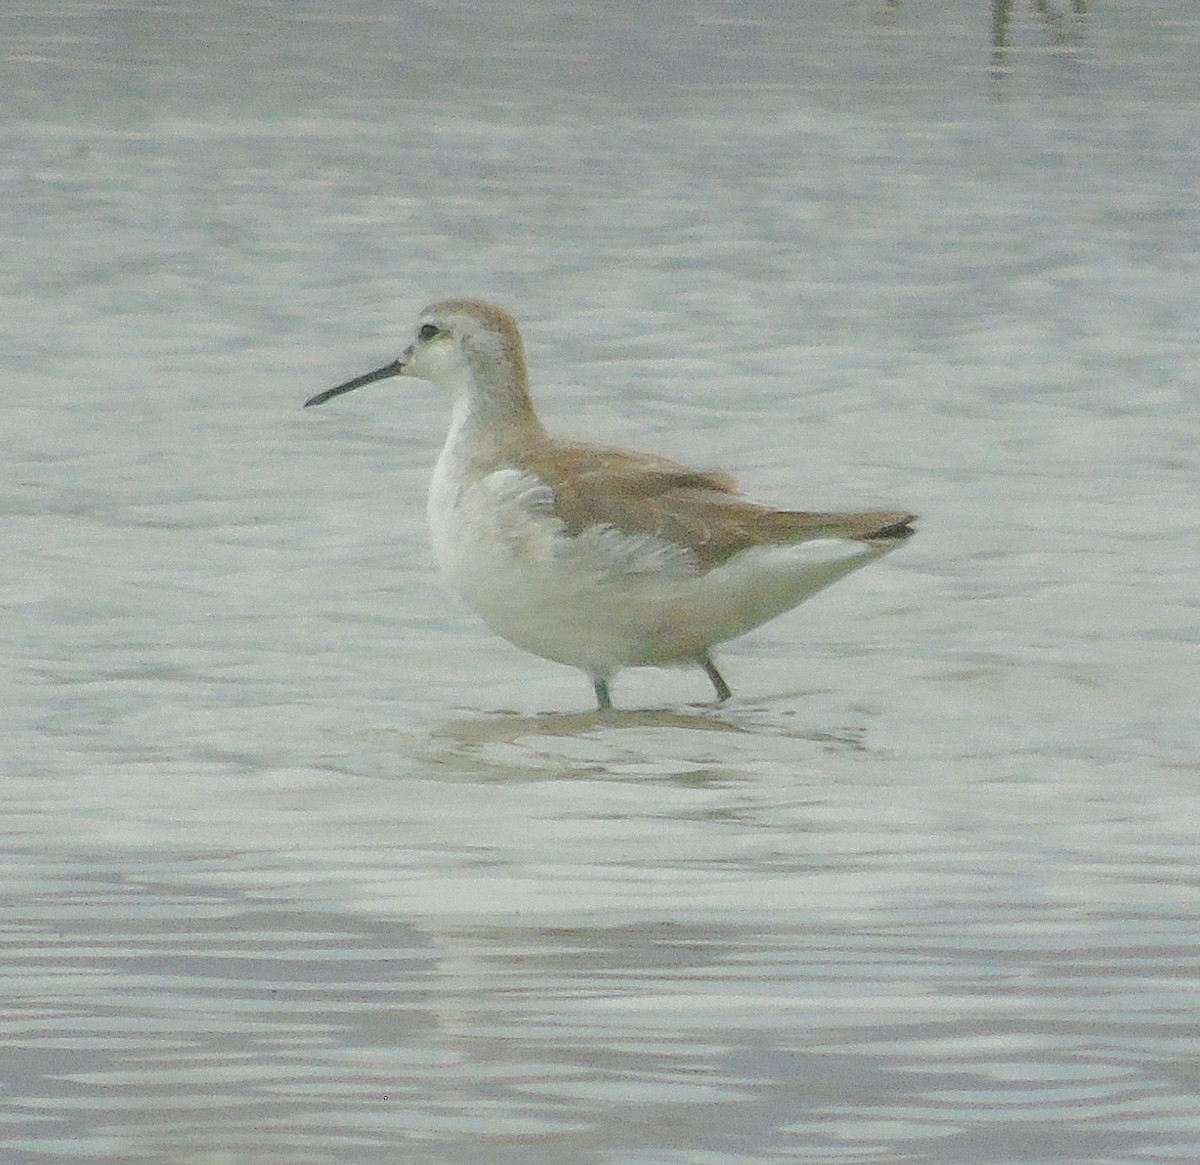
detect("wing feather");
top-left (514, 441), bottom-right (915, 572)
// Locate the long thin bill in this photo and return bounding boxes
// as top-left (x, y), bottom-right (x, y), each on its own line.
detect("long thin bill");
top-left (304, 359), bottom-right (404, 408)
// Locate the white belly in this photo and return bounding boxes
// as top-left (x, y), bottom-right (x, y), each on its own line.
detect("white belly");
top-left (427, 460), bottom-right (885, 678)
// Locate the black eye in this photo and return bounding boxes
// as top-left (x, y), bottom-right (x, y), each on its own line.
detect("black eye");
top-left (418, 323), bottom-right (439, 342)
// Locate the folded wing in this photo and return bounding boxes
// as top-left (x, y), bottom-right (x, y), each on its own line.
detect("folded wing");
top-left (517, 441), bottom-right (915, 572)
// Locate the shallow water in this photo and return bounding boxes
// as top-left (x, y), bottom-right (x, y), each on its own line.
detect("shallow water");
top-left (3, 2), bottom-right (1199, 1162)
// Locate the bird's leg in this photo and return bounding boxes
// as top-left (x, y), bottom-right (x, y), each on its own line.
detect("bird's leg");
top-left (593, 677), bottom-right (613, 711)
top-left (701, 656), bottom-right (732, 704)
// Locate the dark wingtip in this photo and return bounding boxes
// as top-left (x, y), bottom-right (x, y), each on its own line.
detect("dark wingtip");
top-left (873, 514), bottom-right (918, 541)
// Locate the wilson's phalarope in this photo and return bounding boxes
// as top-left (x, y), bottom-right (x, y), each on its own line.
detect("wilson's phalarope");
top-left (306, 299), bottom-right (915, 710)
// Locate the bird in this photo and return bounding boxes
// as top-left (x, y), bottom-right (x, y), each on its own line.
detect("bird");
top-left (305, 299), bottom-right (915, 711)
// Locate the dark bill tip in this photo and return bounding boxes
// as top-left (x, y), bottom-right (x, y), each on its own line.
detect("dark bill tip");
top-left (303, 359), bottom-right (404, 408)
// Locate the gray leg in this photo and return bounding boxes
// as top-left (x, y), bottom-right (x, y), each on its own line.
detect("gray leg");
top-left (593, 677), bottom-right (613, 711)
top-left (701, 656), bottom-right (731, 703)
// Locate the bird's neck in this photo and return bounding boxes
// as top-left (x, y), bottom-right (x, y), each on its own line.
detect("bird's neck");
top-left (441, 367), bottom-right (546, 472)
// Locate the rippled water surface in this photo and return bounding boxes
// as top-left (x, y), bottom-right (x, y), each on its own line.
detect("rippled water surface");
top-left (3, 2), bottom-right (1199, 1162)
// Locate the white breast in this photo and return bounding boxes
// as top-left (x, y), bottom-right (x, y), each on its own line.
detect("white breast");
top-left (428, 456), bottom-right (677, 672)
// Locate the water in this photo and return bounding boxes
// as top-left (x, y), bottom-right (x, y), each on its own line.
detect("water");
top-left (2, 2), bottom-right (1198, 1162)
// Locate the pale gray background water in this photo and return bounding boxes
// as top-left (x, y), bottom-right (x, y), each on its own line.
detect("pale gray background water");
top-left (2, 2), bottom-right (1198, 1162)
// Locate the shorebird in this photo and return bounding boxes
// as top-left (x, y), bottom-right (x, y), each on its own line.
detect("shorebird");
top-left (305, 299), bottom-right (915, 710)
